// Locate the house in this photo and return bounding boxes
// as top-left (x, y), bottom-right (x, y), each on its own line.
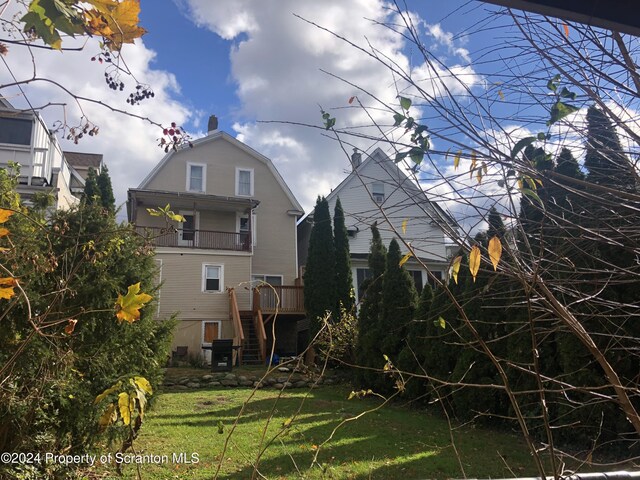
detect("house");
top-left (63, 151), bottom-right (104, 197)
top-left (298, 147), bottom-right (457, 303)
top-left (127, 117), bottom-right (305, 365)
top-left (0, 98), bottom-right (82, 209)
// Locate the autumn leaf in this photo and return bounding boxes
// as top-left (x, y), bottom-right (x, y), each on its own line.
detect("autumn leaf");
top-left (87, 0), bottom-right (146, 51)
top-left (498, 89), bottom-right (504, 100)
top-left (348, 96), bottom-right (355, 104)
top-left (454, 150), bottom-right (461, 170)
top-left (115, 282), bottom-right (152, 323)
top-left (0, 277), bottom-right (17, 300)
top-left (94, 381), bottom-right (122, 404)
top-left (433, 316), bottom-right (446, 329)
top-left (64, 319), bottom-right (78, 335)
top-left (470, 151), bottom-right (477, 171)
top-left (401, 218), bottom-right (408, 235)
top-left (0, 209), bottom-right (14, 223)
top-left (488, 236), bottom-right (502, 271)
top-left (399, 252), bottom-right (412, 267)
top-left (98, 404), bottom-right (117, 430)
top-left (133, 376), bottom-right (153, 395)
top-left (0, 42), bottom-right (7, 56)
top-left (118, 392), bottom-right (131, 426)
top-left (469, 245), bottom-right (481, 282)
top-left (0, 228), bottom-right (9, 237)
top-left (451, 255), bottom-right (462, 285)
top-left (563, 23), bottom-right (569, 38)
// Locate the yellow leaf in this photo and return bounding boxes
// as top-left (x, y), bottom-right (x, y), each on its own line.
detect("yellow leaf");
top-left (454, 151), bottom-right (461, 170)
top-left (476, 169), bottom-right (482, 184)
top-left (87, 0), bottom-right (146, 51)
top-left (434, 316), bottom-right (446, 329)
top-left (401, 218), bottom-right (408, 235)
top-left (498, 90), bottom-right (505, 100)
top-left (0, 227), bottom-right (9, 237)
top-left (482, 162), bottom-right (488, 175)
top-left (94, 381), bottom-right (122, 404)
top-left (118, 392), bottom-right (131, 426)
top-left (469, 245), bottom-right (481, 283)
top-left (115, 282), bottom-right (152, 323)
top-left (470, 152), bottom-right (477, 171)
top-left (98, 403), bottom-right (116, 429)
top-left (134, 376), bottom-right (153, 395)
top-left (451, 255), bottom-right (462, 285)
top-left (488, 236), bottom-right (502, 271)
top-left (0, 209), bottom-right (13, 223)
top-left (399, 252), bottom-right (412, 267)
top-left (517, 178), bottom-right (524, 190)
top-left (0, 277), bottom-right (17, 300)
top-left (563, 23), bottom-right (569, 38)
top-left (64, 319), bottom-right (78, 335)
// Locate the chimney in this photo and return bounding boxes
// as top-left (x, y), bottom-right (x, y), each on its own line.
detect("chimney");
top-left (207, 115), bottom-right (219, 134)
top-left (351, 147), bottom-right (362, 170)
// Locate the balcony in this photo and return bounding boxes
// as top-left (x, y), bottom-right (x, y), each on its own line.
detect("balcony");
top-left (253, 285), bottom-right (305, 314)
top-left (135, 225), bottom-right (251, 252)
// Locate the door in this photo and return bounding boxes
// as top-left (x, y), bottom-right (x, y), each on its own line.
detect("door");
top-left (202, 321), bottom-right (220, 364)
top-left (179, 211), bottom-right (197, 246)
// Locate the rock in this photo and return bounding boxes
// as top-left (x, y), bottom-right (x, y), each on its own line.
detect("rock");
top-left (264, 377), bottom-right (276, 385)
top-left (163, 381), bottom-right (175, 387)
top-left (253, 381), bottom-right (263, 388)
top-left (208, 381), bottom-right (221, 386)
top-left (201, 374), bottom-right (214, 381)
top-left (186, 382), bottom-right (201, 388)
top-left (220, 379), bottom-right (238, 387)
top-left (178, 378), bottom-right (190, 385)
top-left (323, 378), bottom-right (335, 385)
top-left (174, 385), bottom-right (189, 390)
top-left (237, 375), bottom-right (248, 382)
top-left (283, 382), bottom-right (293, 388)
top-left (224, 373), bottom-right (236, 381)
top-left (273, 383), bottom-right (284, 389)
top-left (276, 376), bottom-right (289, 384)
top-left (294, 381), bottom-right (307, 388)
top-left (239, 380), bottom-right (254, 387)
top-left (278, 367), bottom-right (290, 373)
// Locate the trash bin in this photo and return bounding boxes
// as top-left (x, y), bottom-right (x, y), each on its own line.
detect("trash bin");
top-left (211, 339), bottom-right (234, 372)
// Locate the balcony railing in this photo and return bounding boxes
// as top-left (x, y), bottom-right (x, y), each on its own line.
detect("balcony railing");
top-left (135, 226), bottom-right (251, 252)
top-left (253, 285), bottom-right (305, 314)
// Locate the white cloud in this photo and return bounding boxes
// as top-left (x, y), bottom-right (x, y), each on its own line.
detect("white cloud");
top-left (183, 0), bottom-right (480, 212)
top-left (0, 4), bottom-right (191, 217)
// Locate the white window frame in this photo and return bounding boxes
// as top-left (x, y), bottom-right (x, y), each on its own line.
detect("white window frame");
top-left (235, 167), bottom-right (254, 197)
top-left (178, 210), bottom-right (199, 246)
top-left (186, 162), bottom-right (206, 193)
top-left (251, 274), bottom-right (283, 286)
top-left (372, 182), bottom-right (385, 203)
top-left (202, 263), bottom-right (224, 293)
top-left (237, 212), bottom-right (257, 246)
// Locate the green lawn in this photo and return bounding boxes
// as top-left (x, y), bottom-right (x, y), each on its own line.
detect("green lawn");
top-left (100, 371), bottom-right (546, 480)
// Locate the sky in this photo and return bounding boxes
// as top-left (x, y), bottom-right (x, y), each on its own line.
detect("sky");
top-left (0, 0), bottom-right (552, 225)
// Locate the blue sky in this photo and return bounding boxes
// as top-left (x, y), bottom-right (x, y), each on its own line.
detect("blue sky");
top-left (1, 0), bottom-right (529, 221)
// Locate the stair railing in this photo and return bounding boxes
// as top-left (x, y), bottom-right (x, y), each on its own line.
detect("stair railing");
top-left (255, 310), bottom-right (267, 364)
top-left (228, 288), bottom-right (244, 365)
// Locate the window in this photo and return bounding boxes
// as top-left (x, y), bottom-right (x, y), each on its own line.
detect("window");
top-left (408, 270), bottom-right (424, 293)
top-left (356, 268), bottom-right (373, 300)
top-left (237, 213), bottom-right (257, 246)
top-left (372, 182), bottom-right (385, 203)
top-left (236, 168), bottom-right (254, 196)
top-left (179, 211), bottom-right (197, 246)
top-left (252, 274), bottom-right (282, 286)
top-left (427, 270), bottom-right (443, 289)
top-left (202, 264), bottom-right (223, 292)
top-left (187, 163), bottom-right (206, 192)
top-left (0, 117), bottom-right (32, 145)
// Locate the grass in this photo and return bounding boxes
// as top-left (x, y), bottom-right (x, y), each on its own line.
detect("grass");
top-left (99, 368), bottom-right (548, 480)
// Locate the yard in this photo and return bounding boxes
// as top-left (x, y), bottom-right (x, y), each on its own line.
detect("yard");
top-left (99, 367), bottom-right (551, 479)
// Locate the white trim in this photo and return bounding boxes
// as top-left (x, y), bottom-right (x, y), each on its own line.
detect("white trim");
top-left (186, 162), bottom-right (206, 193)
top-left (154, 258), bottom-right (163, 317)
top-left (178, 210), bottom-right (199, 246)
top-left (235, 167), bottom-right (254, 197)
top-left (236, 212), bottom-right (257, 247)
top-left (251, 274), bottom-right (283, 286)
top-left (202, 263), bottom-right (224, 293)
top-left (155, 248), bottom-right (251, 256)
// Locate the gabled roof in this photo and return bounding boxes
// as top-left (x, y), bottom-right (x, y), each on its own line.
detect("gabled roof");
top-left (64, 151), bottom-right (104, 170)
top-left (301, 147), bottom-right (456, 227)
top-left (138, 130), bottom-right (303, 214)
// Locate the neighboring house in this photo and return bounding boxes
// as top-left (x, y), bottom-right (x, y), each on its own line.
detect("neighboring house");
top-left (127, 117), bottom-right (305, 365)
top-left (0, 98), bottom-right (81, 209)
top-left (298, 147), bottom-right (457, 303)
top-left (64, 151), bottom-right (104, 197)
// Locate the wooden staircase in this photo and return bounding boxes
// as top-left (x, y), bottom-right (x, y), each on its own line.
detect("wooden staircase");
top-left (239, 310), bottom-right (263, 365)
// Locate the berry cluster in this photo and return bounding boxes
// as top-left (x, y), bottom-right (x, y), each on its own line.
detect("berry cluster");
top-left (127, 84), bottom-right (154, 105)
top-left (104, 71), bottom-right (124, 91)
top-left (90, 50), bottom-right (112, 64)
top-left (158, 122), bottom-right (193, 153)
top-left (52, 119), bottom-right (99, 145)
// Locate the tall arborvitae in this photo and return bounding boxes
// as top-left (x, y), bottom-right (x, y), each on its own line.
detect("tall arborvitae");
top-left (97, 165), bottom-right (116, 212)
top-left (379, 239), bottom-right (418, 360)
top-left (333, 197), bottom-right (354, 317)
top-left (83, 167), bottom-right (101, 206)
top-left (355, 222), bottom-right (386, 387)
top-left (584, 105), bottom-right (634, 190)
top-left (303, 197), bottom-right (336, 336)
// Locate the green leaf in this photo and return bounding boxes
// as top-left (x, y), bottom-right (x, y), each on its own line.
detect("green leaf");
top-left (393, 113), bottom-right (405, 127)
top-left (408, 147), bottom-right (424, 165)
top-left (559, 87), bottom-right (577, 100)
top-left (394, 151), bottom-right (408, 163)
top-left (537, 132), bottom-right (547, 141)
top-left (399, 96), bottom-right (412, 111)
top-left (510, 137), bottom-right (536, 160)
top-left (433, 316), bottom-right (446, 329)
top-left (547, 74), bottom-right (560, 92)
top-left (324, 117), bottom-right (336, 130)
top-left (521, 187), bottom-right (545, 208)
top-left (547, 101), bottom-right (579, 126)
